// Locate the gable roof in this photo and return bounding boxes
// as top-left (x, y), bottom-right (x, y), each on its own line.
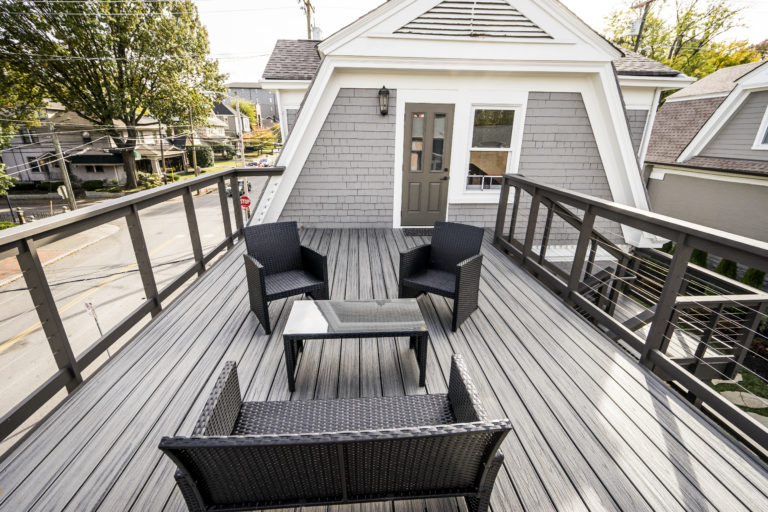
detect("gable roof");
top-left (645, 96), bottom-right (726, 164)
top-left (213, 103), bottom-right (237, 116)
top-left (394, 0), bottom-right (551, 39)
top-left (668, 61), bottom-right (765, 100)
top-left (263, 40), bottom-right (322, 81)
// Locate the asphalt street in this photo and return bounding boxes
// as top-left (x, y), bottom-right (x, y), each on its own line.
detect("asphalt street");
top-left (0, 183), bottom-right (254, 449)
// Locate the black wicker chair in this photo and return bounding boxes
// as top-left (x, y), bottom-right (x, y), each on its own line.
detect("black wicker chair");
top-left (399, 221), bottom-right (484, 331)
top-left (159, 355), bottom-right (510, 512)
top-left (243, 221), bottom-right (328, 334)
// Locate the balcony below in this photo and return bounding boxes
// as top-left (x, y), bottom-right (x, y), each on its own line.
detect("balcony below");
top-left (0, 228), bottom-right (766, 511)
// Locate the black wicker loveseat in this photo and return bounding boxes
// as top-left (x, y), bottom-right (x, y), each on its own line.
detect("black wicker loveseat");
top-left (399, 221), bottom-right (484, 331)
top-left (243, 221), bottom-right (329, 334)
top-left (159, 355), bottom-right (511, 511)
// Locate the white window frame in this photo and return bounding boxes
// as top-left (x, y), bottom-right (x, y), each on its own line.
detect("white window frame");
top-left (752, 105), bottom-right (768, 150)
top-left (464, 105), bottom-right (522, 192)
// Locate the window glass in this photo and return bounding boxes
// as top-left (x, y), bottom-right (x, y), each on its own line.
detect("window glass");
top-left (410, 113), bottom-right (424, 172)
top-left (468, 151), bottom-right (506, 189)
top-left (472, 109), bottom-right (514, 148)
top-left (763, 125), bottom-right (768, 145)
top-left (431, 113), bottom-right (446, 171)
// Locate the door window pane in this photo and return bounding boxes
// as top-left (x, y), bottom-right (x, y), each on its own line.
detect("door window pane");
top-left (410, 113), bottom-right (424, 172)
top-left (431, 113), bottom-right (446, 171)
top-left (472, 109), bottom-right (514, 148)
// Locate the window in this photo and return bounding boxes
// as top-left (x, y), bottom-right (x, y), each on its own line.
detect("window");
top-left (85, 165), bottom-right (105, 173)
top-left (466, 108), bottom-right (516, 190)
top-left (754, 105), bottom-right (768, 150)
top-left (27, 157), bottom-right (43, 173)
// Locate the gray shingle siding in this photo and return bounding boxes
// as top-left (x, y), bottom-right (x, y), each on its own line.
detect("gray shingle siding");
top-left (701, 90), bottom-right (768, 161)
top-left (279, 88), bottom-right (396, 227)
top-left (285, 109), bottom-right (298, 135)
top-left (627, 109), bottom-right (648, 155)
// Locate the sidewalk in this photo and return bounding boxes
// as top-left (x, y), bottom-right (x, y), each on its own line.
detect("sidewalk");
top-left (0, 223), bottom-right (120, 285)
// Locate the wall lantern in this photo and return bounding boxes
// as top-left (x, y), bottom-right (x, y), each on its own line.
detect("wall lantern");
top-left (378, 86), bottom-right (390, 116)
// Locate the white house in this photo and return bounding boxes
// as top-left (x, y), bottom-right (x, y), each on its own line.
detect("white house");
top-left (258, 0), bottom-right (692, 236)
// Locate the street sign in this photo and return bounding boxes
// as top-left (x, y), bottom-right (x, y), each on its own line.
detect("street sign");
top-left (240, 195), bottom-right (251, 208)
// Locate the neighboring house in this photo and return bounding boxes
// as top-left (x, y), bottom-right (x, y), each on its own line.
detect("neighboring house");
top-left (257, 0), bottom-right (692, 238)
top-left (196, 115), bottom-right (228, 139)
top-left (1, 106), bottom-right (185, 185)
top-left (213, 102), bottom-right (251, 137)
top-left (645, 60), bottom-right (768, 242)
top-left (226, 83), bottom-right (278, 127)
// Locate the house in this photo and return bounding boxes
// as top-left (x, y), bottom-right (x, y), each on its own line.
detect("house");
top-left (1, 106), bottom-right (185, 185)
top-left (258, 0), bottom-right (693, 235)
top-left (213, 102), bottom-right (252, 137)
top-left (226, 82), bottom-right (278, 127)
top-left (644, 60), bottom-right (768, 242)
top-left (196, 115), bottom-right (228, 139)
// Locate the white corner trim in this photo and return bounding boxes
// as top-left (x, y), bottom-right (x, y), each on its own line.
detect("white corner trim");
top-left (751, 104), bottom-right (768, 150)
top-left (638, 88), bottom-right (661, 165)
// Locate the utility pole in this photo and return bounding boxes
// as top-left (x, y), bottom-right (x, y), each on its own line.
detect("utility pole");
top-left (188, 107), bottom-right (198, 177)
top-left (50, 125), bottom-right (77, 211)
top-left (158, 127), bottom-right (167, 175)
top-left (632, 0), bottom-right (656, 52)
top-left (235, 93), bottom-right (246, 168)
top-left (299, 0), bottom-right (315, 39)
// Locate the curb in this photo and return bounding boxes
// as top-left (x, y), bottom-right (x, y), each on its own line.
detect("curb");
top-left (0, 226), bottom-right (118, 289)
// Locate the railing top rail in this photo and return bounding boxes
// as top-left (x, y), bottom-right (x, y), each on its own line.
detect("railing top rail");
top-left (0, 167), bottom-right (284, 251)
top-left (503, 174), bottom-right (768, 264)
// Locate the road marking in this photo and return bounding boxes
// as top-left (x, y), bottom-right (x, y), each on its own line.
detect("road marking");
top-left (0, 237), bottom-right (178, 354)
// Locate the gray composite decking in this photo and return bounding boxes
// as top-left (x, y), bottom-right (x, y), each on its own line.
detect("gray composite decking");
top-left (1, 229), bottom-right (767, 511)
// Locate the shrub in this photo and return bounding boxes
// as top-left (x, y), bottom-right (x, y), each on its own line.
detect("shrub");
top-left (36, 181), bottom-right (64, 192)
top-left (741, 268), bottom-right (766, 290)
top-left (10, 181), bottom-right (37, 192)
top-left (166, 173), bottom-right (181, 182)
top-left (137, 171), bottom-right (162, 189)
top-left (212, 143), bottom-right (236, 159)
top-left (0, 221), bottom-right (15, 230)
top-left (661, 241), bottom-right (675, 254)
top-left (82, 180), bottom-right (105, 191)
top-left (714, 258), bottom-right (738, 279)
top-left (689, 249), bottom-right (708, 267)
top-left (186, 145), bottom-right (214, 168)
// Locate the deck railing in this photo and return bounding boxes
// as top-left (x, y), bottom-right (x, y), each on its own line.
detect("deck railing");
top-left (0, 167), bottom-right (283, 445)
top-left (493, 174), bottom-right (768, 453)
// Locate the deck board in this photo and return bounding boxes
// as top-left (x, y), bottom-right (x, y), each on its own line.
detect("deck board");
top-left (1, 229), bottom-right (767, 512)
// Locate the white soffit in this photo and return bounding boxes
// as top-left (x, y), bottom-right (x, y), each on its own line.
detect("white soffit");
top-left (395, 0), bottom-right (551, 39)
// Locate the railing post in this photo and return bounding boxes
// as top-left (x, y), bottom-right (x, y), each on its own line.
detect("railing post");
top-left (641, 235), bottom-right (693, 369)
top-left (522, 188), bottom-right (541, 265)
top-left (508, 186), bottom-right (521, 242)
top-left (494, 176), bottom-right (510, 243)
top-left (690, 303), bottom-right (724, 378)
top-left (230, 174), bottom-right (244, 235)
top-left (126, 204), bottom-right (161, 316)
top-left (218, 176), bottom-right (234, 248)
top-left (727, 301), bottom-right (767, 378)
top-left (567, 206), bottom-right (595, 297)
top-left (538, 200), bottom-right (555, 264)
top-left (16, 238), bottom-right (83, 391)
top-left (182, 187), bottom-right (205, 276)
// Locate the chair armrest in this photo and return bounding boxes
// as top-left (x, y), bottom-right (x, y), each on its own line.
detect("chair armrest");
top-left (244, 252), bottom-right (266, 289)
top-left (448, 354), bottom-right (486, 422)
top-left (301, 245), bottom-right (328, 283)
top-left (192, 361), bottom-right (243, 436)
top-left (456, 253), bottom-right (483, 291)
top-left (399, 244), bottom-right (431, 280)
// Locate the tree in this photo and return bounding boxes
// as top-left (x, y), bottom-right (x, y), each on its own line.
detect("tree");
top-left (231, 98), bottom-right (259, 127)
top-left (0, 63), bottom-right (44, 148)
top-left (606, 0), bottom-right (760, 79)
top-left (754, 39), bottom-right (768, 59)
top-left (0, 1), bottom-right (226, 188)
top-left (0, 168), bottom-right (15, 196)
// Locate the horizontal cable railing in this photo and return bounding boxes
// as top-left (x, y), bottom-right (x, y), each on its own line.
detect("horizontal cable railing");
top-left (493, 173), bottom-right (768, 455)
top-left (0, 167), bottom-right (283, 448)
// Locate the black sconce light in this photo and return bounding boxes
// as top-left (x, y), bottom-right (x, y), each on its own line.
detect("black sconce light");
top-left (378, 86), bottom-right (390, 115)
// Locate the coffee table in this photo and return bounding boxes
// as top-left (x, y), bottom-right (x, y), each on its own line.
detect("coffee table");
top-left (282, 299), bottom-right (429, 392)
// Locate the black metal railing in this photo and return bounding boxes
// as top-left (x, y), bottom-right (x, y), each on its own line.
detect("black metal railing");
top-left (0, 167), bottom-right (283, 444)
top-left (493, 173), bottom-right (768, 453)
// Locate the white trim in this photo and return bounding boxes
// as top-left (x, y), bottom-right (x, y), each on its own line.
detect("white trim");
top-left (618, 75), bottom-right (695, 90)
top-left (664, 92), bottom-right (729, 103)
top-left (649, 165), bottom-right (768, 186)
top-left (638, 88), bottom-right (661, 165)
top-left (751, 104), bottom-right (768, 150)
top-left (464, 105), bottom-right (523, 193)
top-left (259, 80), bottom-right (312, 90)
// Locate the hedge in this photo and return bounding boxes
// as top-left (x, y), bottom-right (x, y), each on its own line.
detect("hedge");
top-left (186, 145), bottom-right (214, 168)
top-left (82, 180), bottom-right (105, 191)
top-left (36, 181), bottom-right (64, 192)
top-left (741, 268), bottom-right (766, 290)
top-left (714, 258), bottom-right (738, 280)
top-left (689, 249), bottom-right (708, 267)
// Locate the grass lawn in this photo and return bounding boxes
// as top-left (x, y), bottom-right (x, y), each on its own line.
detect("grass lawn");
top-left (712, 370), bottom-right (768, 416)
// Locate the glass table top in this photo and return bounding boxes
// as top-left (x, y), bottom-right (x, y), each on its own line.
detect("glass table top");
top-left (283, 299), bottom-right (427, 337)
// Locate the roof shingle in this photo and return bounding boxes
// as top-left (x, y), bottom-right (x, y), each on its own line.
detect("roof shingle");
top-left (612, 49), bottom-right (682, 77)
top-left (263, 40), bottom-right (322, 81)
top-left (668, 61), bottom-right (765, 100)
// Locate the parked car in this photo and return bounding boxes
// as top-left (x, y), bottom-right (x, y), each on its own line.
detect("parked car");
top-left (226, 179), bottom-right (252, 197)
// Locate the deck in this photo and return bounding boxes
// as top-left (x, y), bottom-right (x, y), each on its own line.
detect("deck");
top-left (1, 228), bottom-right (767, 511)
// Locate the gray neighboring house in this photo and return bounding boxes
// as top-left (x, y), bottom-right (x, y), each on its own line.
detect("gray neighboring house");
top-left (226, 83), bottom-right (278, 128)
top-left (256, 0), bottom-right (693, 245)
top-left (645, 61), bottom-right (768, 242)
top-left (213, 102), bottom-right (251, 137)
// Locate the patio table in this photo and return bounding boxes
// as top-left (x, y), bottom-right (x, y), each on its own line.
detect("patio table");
top-left (282, 299), bottom-right (429, 391)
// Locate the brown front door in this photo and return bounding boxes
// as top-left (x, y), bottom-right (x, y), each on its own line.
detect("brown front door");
top-left (401, 103), bottom-right (454, 226)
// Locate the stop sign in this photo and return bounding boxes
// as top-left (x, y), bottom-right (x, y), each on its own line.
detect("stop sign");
top-left (240, 195), bottom-right (251, 208)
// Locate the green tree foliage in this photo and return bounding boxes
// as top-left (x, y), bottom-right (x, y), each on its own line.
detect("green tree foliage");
top-left (187, 145), bottom-right (214, 168)
top-left (606, 1), bottom-right (761, 79)
top-left (0, 1), bottom-right (226, 189)
top-left (231, 99), bottom-right (259, 127)
top-left (741, 268), bottom-right (766, 290)
top-left (0, 168), bottom-right (16, 196)
top-left (714, 258), bottom-right (738, 279)
top-left (0, 64), bottom-right (44, 148)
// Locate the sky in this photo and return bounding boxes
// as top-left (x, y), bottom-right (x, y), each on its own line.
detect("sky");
top-left (195, 0), bottom-right (768, 84)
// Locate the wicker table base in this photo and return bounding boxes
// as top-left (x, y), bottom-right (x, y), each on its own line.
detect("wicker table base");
top-left (282, 299), bottom-right (429, 392)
